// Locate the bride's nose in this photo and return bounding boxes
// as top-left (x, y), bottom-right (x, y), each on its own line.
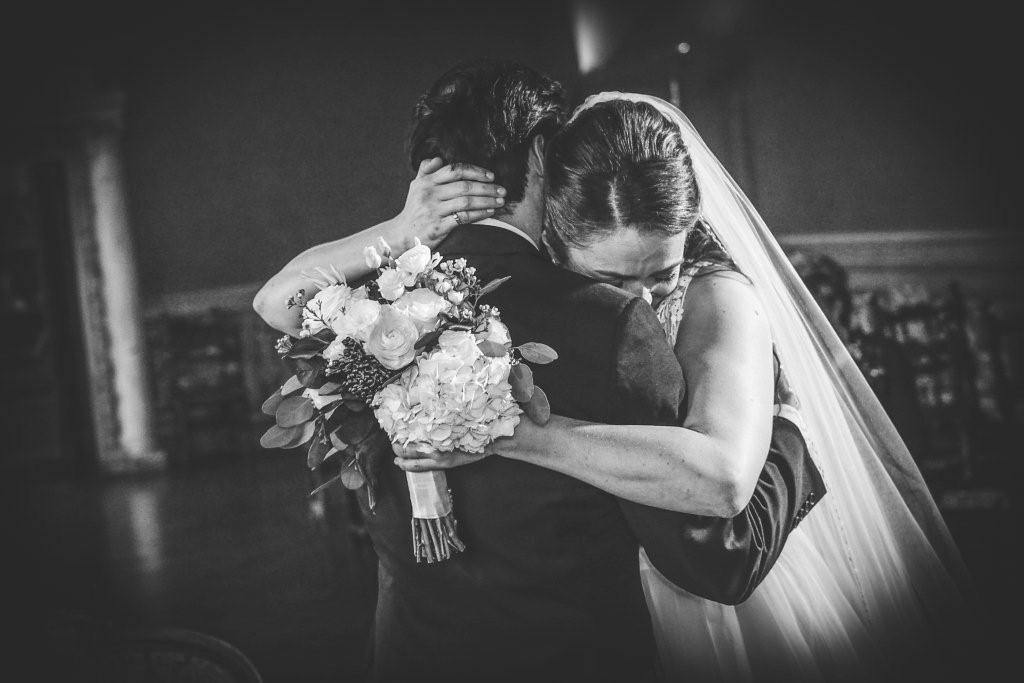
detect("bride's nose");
top-left (622, 279), bottom-right (653, 304)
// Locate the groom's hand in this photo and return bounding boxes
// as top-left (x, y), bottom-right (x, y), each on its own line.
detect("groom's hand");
top-left (392, 443), bottom-right (491, 472)
top-left (398, 158), bottom-right (506, 248)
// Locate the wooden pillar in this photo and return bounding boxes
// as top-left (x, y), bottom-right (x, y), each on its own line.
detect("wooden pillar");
top-left (67, 91), bottom-right (165, 473)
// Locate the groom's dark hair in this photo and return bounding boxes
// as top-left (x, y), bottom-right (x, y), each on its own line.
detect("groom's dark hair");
top-left (409, 60), bottom-right (567, 207)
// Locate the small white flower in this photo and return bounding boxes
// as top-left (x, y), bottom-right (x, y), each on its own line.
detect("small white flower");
top-left (482, 319), bottom-right (511, 346)
top-left (301, 284), bottom-right (351, 335)
top-left (447, 290), bottom-right (466, 305)
top-left (364, 245), bottom-right (383, 270)
top-left (303, 387), bottom-right (344, 411)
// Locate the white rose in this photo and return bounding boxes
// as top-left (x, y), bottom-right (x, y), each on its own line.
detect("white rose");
top-left (301, 284), bottom-right (351, 335)
top-left (376, 268), bottom-right (407, 301)
top-left (395, 243), bottom-right (433, 285)
top-left (392, 288), bottom-right (450, 333)
top-left (366, 305), bottom-right (420, 370)
top-left (332, 298), bottom-right (382, 342)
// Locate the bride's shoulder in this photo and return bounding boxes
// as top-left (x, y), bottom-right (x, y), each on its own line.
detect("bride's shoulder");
top-left (678, 266), bottom-right (765, 342)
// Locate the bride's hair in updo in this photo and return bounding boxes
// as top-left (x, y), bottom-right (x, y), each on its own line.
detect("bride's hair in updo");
top-left (543, 99), bottom-right (702, 263)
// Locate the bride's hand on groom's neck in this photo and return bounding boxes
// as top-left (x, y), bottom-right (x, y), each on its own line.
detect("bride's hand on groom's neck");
top-left (397, 157), bottom-right (506, 249)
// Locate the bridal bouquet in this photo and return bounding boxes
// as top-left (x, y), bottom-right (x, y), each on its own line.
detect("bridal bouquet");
top-left (259, 238), bottom-right (556, 563)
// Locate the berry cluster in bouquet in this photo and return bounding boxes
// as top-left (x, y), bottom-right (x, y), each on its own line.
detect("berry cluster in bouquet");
top-left (259, 238), bottom-right (557, 563)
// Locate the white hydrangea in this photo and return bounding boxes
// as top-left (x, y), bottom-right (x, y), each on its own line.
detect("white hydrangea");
top-left (373, 330), bottom-right (522, 453)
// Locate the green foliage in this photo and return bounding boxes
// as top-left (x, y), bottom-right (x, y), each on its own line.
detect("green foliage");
top-left (261, 391), bottom-right (284, 416)
top-left (510, 363), bottom-right (534, 402)
top-left (518, 342), bottom-right (558, 365)
top-left (259, 421), bottom-right (316, 449)
top-left (478, 276), bottom-right (511, 298)
top-left (275, 396), bottom-right (315, 428)
top-left (523, 385), bottom-right (551, 425)
top-left (477, 340), bottom-right (508, 358)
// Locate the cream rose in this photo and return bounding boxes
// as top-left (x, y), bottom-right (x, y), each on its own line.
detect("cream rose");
top-left (366, 305), bottom-right (420, 370)
top-left (331, 298), bottom-right (382, 342)
top-left (393, 288), bottom-right (450, 333)
top-left (376, 269), bottom-right (407, 302)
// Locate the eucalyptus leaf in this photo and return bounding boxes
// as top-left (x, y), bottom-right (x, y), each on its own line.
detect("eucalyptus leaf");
top-left (307, 430), bottom-right (331, 469)
top-left (477, 340), bottom-right (508, 358)
top-left (335, 411), bottom-right (375, 444)
top-left (518, 342), bottom-right (558, 365)
top-left (478, 275), bottom-right (511, 298)
top-left (415, 328), bottom-right (443, 350)
top-left (340, 464), bottom-right (366, 490)
top-left (287, 336), bottom-right (328, 359)
top-left (284, 420), bottom-right (317, 448)
top-left (510, 363), bottom-right (535, 403)
top-left (281, 375), bottom-right (303, 396)
top-left (260, 422), bottom-right (312, 449)
top-left (318, 381), bottom-right (343, 395)
top-left (523, 385), bottom-right (551, 425)
top-left (329, 430), bottom-right (349, 452)
top-left (276, 396), bottom-right (315, 428)
top-left (261, 391), bottom-right (284, 416)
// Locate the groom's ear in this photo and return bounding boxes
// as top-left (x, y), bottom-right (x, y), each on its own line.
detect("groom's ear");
top-left (528, 134), bottom-right (546, 177)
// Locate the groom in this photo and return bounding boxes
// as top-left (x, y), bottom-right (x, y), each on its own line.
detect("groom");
top-left (360, 61), bottom-right (824, 682)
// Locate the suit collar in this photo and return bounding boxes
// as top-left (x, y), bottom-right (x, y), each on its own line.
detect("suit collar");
top-left (438, 223), bottom-right (543, 258)
top-left (473, 218), bottom-right (540, 250)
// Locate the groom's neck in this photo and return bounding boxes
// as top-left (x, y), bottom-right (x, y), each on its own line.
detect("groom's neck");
top-left (501, 199), bottom-right (543, 245)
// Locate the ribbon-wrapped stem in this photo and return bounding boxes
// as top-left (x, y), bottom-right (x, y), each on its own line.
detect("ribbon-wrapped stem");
top-left (406, 470), bottom-right (466, 563)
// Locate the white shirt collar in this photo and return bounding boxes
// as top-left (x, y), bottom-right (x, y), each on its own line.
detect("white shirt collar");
top-left (472, 217), bottom-right (540, 251)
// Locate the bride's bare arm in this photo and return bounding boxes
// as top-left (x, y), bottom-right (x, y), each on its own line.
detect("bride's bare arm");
top-left (253, 158), bottom-right (504, 335)
top-left (396, 274), bottom-right (774, 518)
top-left (512, 275), bottom-right (773, 517)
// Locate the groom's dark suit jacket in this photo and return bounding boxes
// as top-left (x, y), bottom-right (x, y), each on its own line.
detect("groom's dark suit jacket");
top-left (362, 225), bottom-right (825, 682)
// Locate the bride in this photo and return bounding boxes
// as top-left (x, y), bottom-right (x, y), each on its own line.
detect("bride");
top-left (255, 92), bottom-right (976, 680)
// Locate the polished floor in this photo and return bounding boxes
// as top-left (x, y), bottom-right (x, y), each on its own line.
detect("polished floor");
top-left (3, 453), bottom-right (1018, 682)
top-left (5, 453), bottom-right (378, 682)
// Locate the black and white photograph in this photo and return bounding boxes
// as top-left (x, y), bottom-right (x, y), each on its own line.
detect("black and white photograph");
top-left (3, 1), bottom-right (1020, 681)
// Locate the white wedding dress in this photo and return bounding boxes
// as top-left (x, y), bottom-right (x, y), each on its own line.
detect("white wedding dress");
top-left (566, 93), bottom-right (976, 682)
top-left (644, 262), bottom-right (872, 682)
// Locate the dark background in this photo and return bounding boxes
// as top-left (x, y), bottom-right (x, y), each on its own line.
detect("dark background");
top-left (3, 0), bottom-right (1018, 300)
top-left (2, 1), bottom-right (1019, 680)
